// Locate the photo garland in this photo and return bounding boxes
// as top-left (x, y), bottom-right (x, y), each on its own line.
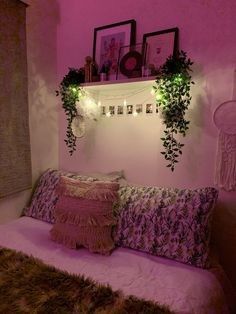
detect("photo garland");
top-left (100, 103), bottom-right (157, 117)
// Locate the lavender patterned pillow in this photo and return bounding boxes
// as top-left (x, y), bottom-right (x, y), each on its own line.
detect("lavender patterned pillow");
top-left (23, 169), bottom-right (109, 223)
top-left (113, 185), bottom-right (218, 268)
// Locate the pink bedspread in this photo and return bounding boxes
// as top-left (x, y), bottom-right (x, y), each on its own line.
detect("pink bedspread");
top-left (0, 217), bottom-right (231, 314)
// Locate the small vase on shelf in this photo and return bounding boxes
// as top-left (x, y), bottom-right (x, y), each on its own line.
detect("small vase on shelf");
top-left (100, 72), bottom-right (107, 81)
top-left (99, 60), bottom-right (111, 81)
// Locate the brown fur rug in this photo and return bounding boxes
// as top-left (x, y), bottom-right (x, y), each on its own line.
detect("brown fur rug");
top-left (0, 247), bottom-right (173, 313)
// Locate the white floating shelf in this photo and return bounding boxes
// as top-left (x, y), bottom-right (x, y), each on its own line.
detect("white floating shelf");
top-left (81, 76), bottom-right (156, 92)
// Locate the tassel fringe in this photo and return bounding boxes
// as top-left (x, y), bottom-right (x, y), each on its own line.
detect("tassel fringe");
top-left (55, 209), bottom-right (116, 226)
top-left (57, 176), bottom-right (119, 201)
top-left (50, 228), bottom-right (77, 249)
top-left (50, 224), bottom-right (114, 255)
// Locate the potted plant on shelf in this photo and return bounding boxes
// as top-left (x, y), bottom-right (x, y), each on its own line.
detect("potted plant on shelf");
top-left (56, 68), bottom-right (85, 155)
top-left (153, 50), bottom-right (194, 171)
top-left (100, 60), bottom-right (111, 81)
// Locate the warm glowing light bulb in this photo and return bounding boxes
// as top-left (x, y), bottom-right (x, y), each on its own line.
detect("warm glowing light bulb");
top-left (133, 111), bottom-right (138, 117)
top-left (150, 88), bottom-right (155, 95)
top-left (123, 99), bottom-right (127, 106)
top-left (106, 112), bottom-right (111, 117)
top-left (98, 101), bottom-right (101, 107)
top-left (156, 92), bottom-right (164, 101)
top-left (86, 98), bottom-right (94, 106)
top-left (174, 74), bottom-right (183, 84)
top-left (71, 86), bottom-right (77, 93)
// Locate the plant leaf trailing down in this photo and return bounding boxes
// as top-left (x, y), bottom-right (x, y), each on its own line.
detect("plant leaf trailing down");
top-left (154, 50), bottom-right (194, 171)
top-left (56, 68), bottom-right (84, 155)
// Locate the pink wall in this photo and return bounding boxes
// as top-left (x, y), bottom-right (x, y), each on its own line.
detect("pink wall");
top-left (57, 0), bottom-right (236, 287)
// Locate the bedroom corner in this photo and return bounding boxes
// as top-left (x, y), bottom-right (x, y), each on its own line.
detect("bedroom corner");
top-left (0, 0), bottom-right (236, 312)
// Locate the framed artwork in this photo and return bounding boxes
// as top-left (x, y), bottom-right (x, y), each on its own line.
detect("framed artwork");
top-left (117, 105), bottom-right (124, 115)
top-left (101, 106), bottom-right (106, 116)
top-left (109, 105), bottom-right (115, 116)
top-left (146, 104), bottom-right (153, 114)
top-left (93, 20), bottom-right (136, 78)
top-left (135, 104), bottom-right (143, 114)
top-left (127, 105), bottom-right (133, 115)
top-left (143, 27), bottom-right (179, 73)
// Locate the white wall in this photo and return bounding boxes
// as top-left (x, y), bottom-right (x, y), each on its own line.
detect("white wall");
top-left (0, 0), bottom-right (59, 223)
top-left (57, 0), bottom-right (236, 288)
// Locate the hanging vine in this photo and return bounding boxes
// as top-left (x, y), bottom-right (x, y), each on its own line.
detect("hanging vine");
top-left (56, 68), bottom-right (84, 155)
top-left (57, 52), bottom-right (193, 162)
top-left (154, 50), bottom-right (194, 171)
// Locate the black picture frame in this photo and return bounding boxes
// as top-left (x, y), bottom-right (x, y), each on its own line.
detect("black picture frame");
top-left (93, 20), bottom-right (136, 79)
top-left (142, 27), bottom-right (179, 72)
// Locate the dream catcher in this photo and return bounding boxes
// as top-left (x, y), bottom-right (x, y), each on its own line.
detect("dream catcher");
top-left (71, 115), bottom-right (85, 138)
top-left (214, 72), bottom-right (236, 191)
top-left (71, 98), bottom-right (99, 138)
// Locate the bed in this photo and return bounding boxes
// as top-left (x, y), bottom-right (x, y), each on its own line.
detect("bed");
top-left (0, 216), bottom-right (233, 314)
top-left (1, 169), bottom-right (235, 313)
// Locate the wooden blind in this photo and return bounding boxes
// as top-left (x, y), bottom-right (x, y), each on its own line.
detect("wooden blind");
top-left (0, 0), bottom-right (32, 198)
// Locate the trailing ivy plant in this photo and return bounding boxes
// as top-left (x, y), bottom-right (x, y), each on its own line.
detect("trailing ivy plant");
top-left (154, 50), bottom-right (194, 171)
top-left (56, 68), bottom-right (84, 155)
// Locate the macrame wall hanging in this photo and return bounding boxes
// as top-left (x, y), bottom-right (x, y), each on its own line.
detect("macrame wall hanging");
top-left (214, 71), bottom-right (236, 191)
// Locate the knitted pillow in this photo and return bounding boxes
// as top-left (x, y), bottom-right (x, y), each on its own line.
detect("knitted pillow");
top-left (50, 176), bottom-right (119, 255)
top-left (113, 185), bottom-right (218, 268)
top-left (23, 168), bottom-right (124, 223)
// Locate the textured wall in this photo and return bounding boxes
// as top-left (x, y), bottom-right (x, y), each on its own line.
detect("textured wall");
top-left (26, 0), bottom-right (59, 182)
top-left (57, 0), bottom-right (236, 289)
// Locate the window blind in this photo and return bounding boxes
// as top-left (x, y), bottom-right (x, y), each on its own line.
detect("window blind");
top-left (0, 0), bottom-right (32, 198)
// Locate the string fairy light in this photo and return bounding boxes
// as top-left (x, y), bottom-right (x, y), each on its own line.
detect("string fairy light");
top-left (150, 87), bottom-right (155, 95)
top-left (84, 86), bottom-right (152, 102)
top-left (81, 85), bottom-right (156, 119)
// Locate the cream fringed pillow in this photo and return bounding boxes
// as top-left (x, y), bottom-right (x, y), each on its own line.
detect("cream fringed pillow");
top-left (50, 176), bottom-right (119, 255)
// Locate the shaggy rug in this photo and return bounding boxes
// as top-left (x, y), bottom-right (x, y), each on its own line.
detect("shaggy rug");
top-left (0, 247), bottom-right (173, 313)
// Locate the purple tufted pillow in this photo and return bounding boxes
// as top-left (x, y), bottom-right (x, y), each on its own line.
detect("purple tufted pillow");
top-left (113, 185), bottom-right (218, 269)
